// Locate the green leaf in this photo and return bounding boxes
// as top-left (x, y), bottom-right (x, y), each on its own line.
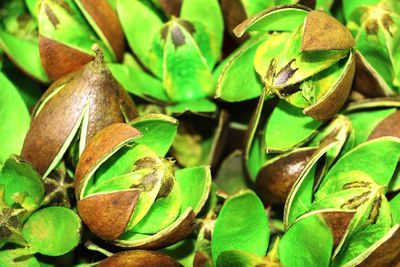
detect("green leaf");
top-left (22, 206), bottom-right (82, 256)
top-left (216, 37), bottom-right (266, 102)
top-left (0, 30), bottom-right (49, 83)
top-left (319, 137), bottom-right (400, 188)
top-left (390, 193), bottom-right (400, 225)
top-left (180, 0), bottom-right (223, 54)
top-left (217, 250), bottom-right (266, 267)
top-left (233, 5), bottom-right (309, 37)
top-left (265, 100), bottom-right (322, 152)
top-left (254, 32), bottom-right (290, 79)
top-left (0, 248), bottom-right (40, 267)
top-left (130, 114), bottom-right (178, 157)
top-left (132, 178), bottom-right (181, 234)
top-left (108, 63), bottom-right (169, 102)
top-left (0, 72), bottom-right (30, 165)
top-left (212, 190), bottom-right (269, 264)
top-left (93, 144), bottom-right (157, 186)
top-left (0, 156), bottom-right (44, 211)
top-left (347, 108), bottom-right (396, 146)
top-left (163, 20), bottom-right (213, 102)
top-left (117, 0), bottom-right (163, 68)
top-left (175, 166), bottom-right (212, 214)
top-left (279, 212), bottom-right (333, 267)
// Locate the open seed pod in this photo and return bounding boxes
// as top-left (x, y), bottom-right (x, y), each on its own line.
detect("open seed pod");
top-left (21, 46), bottom-right (138, 178)
top-left (282, 136), bottom-right (400, 265)
top-left (0, 0), bottom-right (49, 83)
top-left (347, 1), bottom-right (400, 97)
top-left (249, 97), bottom-right (350, 205)
top-left (112, 0), bottom-right (223, 114)
top-left (222, 6), bottom-right (356, 121)
top-left (38, 0), bottom-right (123, 81)
top-left (75, 123), bottom-right (212, 249)
top-left (98, 250), bottom-right (182, 267)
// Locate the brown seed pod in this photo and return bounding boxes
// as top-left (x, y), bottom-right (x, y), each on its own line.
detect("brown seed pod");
top-left (368, 109), bottom-right (400, 140)
top-left (303, 51), bottom-right (356, 121)
top-left (21, 47), bottom-right (138, 177)
top-left (255, 147), bottom-right (316, 205)
top-left (75, 123), bottom-right (205, 249)
top-left (39, 0), bottom-right (124, 81)
top-left (301, 10), bottom-right (355, 51)
top-left (98, 250), bottom-right (182, 267)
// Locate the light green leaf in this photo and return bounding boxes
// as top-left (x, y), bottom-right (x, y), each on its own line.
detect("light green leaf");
top-left (212, 190), bottom-right (269, 264)
top-left (265, 100), bottom-right (322, 152)
top-left (0, 72), bottom-right (30, 165)
top-left (163, 20), bottom-right (213, 102)
top-left (108, 63), bottom-right (169, 102)
top-left (117, 0), bottom-right (163, 68)
top-left (0, 30), bottom-right (49, 83)
top-left (216, 37), bottom-right (266, 102)
top-left (22, 206), bottom-right (82, 256)
top-left (130, 114), bottom-right (178, 157)
top-left (175, 166), bottom-right (212, 214)
top-left (279, 212), bottom-right (333, 267)
top-left (180, 0), bottom-right (223, 54)
top-left (0, 156), bottom-right (44, 211)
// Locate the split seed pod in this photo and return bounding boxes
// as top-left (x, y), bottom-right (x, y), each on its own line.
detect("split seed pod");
top-left (75, 123), bottom-right (211, 249)
top-left (21, 46), bottom-right (137, 177)
top-left (38, 0), bottom-right (124, 81)
top-left (232, 6), bottom-right (356, 121)
top-left (98, 250), bottom-right (182, 267)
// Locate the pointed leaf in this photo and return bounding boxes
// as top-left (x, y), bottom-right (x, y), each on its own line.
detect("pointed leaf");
top-left (0, 73), bottom-right (30, 164)
top-left (22, 206), bottom-right (82, 256)
top-left (212, 190), bottom-right (269, 264)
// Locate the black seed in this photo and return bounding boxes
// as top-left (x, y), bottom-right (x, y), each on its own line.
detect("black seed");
top-left (274, 59), bottom-right (298, 86)
top-left (280, 84), bottom-right (301, 97)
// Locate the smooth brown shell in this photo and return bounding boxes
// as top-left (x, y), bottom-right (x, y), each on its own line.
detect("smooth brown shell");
top-left (368, 109), bottom-right (400, 140)
top-left (322, 211), bottom-right (355, 248)
top-left (39, 35), bottom-right (93, 81)
top-left (114, 209), bottom-right (196, 249)
top-left (255, 148), bottom-right (316, 205)
top-left (352, 51), bottom-right (390, 98)
top-left (77, 190), bottom-right (139, 240)
top-left (98, 250), bottom-right (182, 267)
top-left (160, 0), bottom-right (182, 16)
top-left (301, 10), bottom-right (355, 51)
top-left (75, 123), bottom-right (141, 197)
top-left (21, 60), bottom-right (138, 176)
top-left (304, 51), bottom-right (356, 121)
top-left (78, 0), bottom-right (125, 61)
